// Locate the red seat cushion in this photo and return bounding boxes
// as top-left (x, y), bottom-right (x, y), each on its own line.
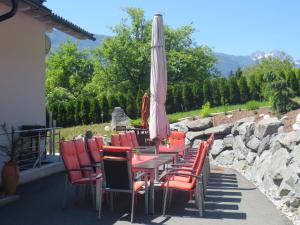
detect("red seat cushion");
top-left (162, 180), bottom-right (195, 191)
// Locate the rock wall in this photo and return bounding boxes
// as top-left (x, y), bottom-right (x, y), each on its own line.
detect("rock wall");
top-left (181, 116), bottom-right (300, 220)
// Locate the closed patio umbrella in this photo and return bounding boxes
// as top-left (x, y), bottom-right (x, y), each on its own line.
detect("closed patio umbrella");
top-left (149, 14), bottom-right (170, 153)
top-left (141, 92), bottom-right (150, 129)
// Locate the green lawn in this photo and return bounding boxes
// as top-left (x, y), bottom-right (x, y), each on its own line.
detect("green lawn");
top-left (59, 101), bottom-right (270, 139)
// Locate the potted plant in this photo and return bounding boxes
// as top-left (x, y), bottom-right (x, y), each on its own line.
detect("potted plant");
top-left (0, 123), bottom-right (21, 195)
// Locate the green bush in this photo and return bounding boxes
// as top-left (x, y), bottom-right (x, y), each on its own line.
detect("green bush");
top-left (245, 100), bottom-right (260, 111)
top-left (200, 102), bottom-right (211, 118)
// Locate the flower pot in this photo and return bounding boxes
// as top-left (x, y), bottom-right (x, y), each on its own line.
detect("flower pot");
top-left (2, 161), bottom-right (19, 195)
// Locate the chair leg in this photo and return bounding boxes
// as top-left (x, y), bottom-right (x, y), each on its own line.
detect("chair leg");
top-left (145, 177), bottom-right (149, 215)
top-left (168, 189), bottom-right (173, 208)
top-left (98, 183), bottom-right (103, 219)
top-left (109, 192), bottom-right (114, 211)
top-left (131, 192), bottom-right (135, 223)
top-left (163, 185), bottom-right (169, 216)
top-left (62, 175), bottom-right (68, 208)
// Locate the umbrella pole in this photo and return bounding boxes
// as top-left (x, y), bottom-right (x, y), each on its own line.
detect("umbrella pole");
top-left (155, 139), bottom-right (160, 181)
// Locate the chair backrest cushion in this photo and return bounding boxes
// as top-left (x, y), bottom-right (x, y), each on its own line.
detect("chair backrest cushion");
top-left (74, 138), bottom-right (91, 177)
top-left (60, 140), bottom-right (83, 182)
top-left (119, 133), bottom-right (129, 147)
top-left (125, 132), bottom-right (134, 147)
top-left (95, 136), bottom-right (104, 149)
top-left (111, 134), bottom-right (121, 146)
top-left (129, 131), bottom-right (139, 148)
top-left (87, 138), bottom-right (101, 163)
top-left (101, 150), bottom-right (132, 190)
top-left (169, 131), bottom-right (185, 147)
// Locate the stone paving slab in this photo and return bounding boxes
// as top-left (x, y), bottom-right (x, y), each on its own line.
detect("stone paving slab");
top-left (0, 168), bottom-right (292, 225)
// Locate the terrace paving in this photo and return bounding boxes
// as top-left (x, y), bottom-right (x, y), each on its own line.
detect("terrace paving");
top-left (0, 167), bottom-right (292, 225)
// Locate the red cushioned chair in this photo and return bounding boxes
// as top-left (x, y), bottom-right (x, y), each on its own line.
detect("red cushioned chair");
top-left (98, 146), bottom-right (148, 223)
top-left (129, 131), bottom-right (139, 148)
top-left (161, 142), bottom-right (209, 217)
top-left (125, 132), bottom-right (134, 147)
top-left (111, 134), bottom-right (121, 146)
top-left (95, 136), bottom-right (105, 149)
top-left (119, 133), bottom-right (129, 147)
top-left (60, 140), bottom-right (101, 208)
top-left (168, 131), bottom-right (186, 157)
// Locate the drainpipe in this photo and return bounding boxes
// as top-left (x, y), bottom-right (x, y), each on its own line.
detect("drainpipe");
top-left (0, 0), bottom-right (19, 22)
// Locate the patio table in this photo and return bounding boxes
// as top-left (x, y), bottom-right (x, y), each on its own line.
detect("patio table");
top-left (132, 154), bottom-right (174, 214)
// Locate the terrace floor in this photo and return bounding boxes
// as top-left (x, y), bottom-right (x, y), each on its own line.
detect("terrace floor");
top-left (0, 167), bottom-right (292, 225)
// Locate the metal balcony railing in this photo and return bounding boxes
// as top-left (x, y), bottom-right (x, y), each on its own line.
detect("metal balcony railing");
top-left (0, 127), bottom-right (61, 171)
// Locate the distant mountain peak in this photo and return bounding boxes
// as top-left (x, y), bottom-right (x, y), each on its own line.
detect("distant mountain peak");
top-left (251, 50), bottom-right (293, 61)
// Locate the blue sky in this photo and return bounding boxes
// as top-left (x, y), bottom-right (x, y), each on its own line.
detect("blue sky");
top-left (45, 0), bottom-right (300, 59)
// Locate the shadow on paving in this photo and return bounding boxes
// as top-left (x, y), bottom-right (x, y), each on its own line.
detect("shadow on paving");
top-left (0, 172), bottom-right (247, 225)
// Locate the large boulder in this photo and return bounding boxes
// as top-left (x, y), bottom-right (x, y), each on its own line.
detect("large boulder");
top-left (111, 107), bottom-right (131, 130)
top-left (270, 148), bottom-right (289, 186)
top-left (254, 117), bottom-right (282, 139)
top-left (192, 139), bottom-right (202, 149)
top-left (186, 131), bottom-right (205, 142)
top-left (185, 117), bottom-right (213, 131)
top-left (210, 139), bottom-right (225, 158)
top-left (246, 135), bottom-right (261, 152)
top-left (204, 123), bottom-right (234, 137)
top-left (233, 135), bottom-right (250, 157)
top-left (234, 122), bottom-right (255, 142)
top-left (231, 116), bottom-right (255, 135)
top-left (276, 130), bottom-right (300, 151)
top-left (257, 135), bottom-right (271, 156)
top-left (246, 152), bottom-right (257, 166)
top-left (223, 134), bottom-right (234, 149)
top-left (216, 150), bottom-right (235, 165)
top-left (170, 119), bottom-right (189, 132)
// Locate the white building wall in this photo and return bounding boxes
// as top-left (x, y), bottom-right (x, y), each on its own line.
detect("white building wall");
top-left (0, 4), bottom-right (47, 129)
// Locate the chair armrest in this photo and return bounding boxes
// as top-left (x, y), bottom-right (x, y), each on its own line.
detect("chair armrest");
top-left (164, 172), bottom-right (202, 180)
top-left (166, 168), bottom-right (196, 173)
top-left (134, 172), bottom-right (148, 181)
top-left (67, 168), bottom-right (92, 172)
top-left (170, 163), bottom-right (193, 167)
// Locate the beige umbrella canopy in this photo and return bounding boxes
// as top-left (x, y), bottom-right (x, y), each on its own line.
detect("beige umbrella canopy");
top-left (149, 14), bottom-right (170, 144)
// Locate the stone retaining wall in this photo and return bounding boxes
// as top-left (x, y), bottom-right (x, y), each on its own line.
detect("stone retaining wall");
top-left (175, 116), bottom-right (300, 221)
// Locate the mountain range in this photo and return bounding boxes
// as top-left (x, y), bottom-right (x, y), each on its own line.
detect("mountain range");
top-left (47, 29), bottom-right (300, 76)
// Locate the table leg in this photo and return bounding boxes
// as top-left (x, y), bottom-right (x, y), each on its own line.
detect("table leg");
top-left (149, 170), bottom-right (155, 214)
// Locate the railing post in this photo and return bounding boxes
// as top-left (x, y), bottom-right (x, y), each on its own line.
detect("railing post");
top-left (38, 132), bottom-right (42, 168)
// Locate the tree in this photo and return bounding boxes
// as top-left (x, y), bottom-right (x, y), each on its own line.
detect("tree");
top-left (248, 75), bottom-right (260, 101)
top-left (99, 94), bottom-right (109, 122)
top-left (202, 79), bottom-right (212, 105)
top-left (228, 76), bottom-right (240, 104)
top-left (192, 81), bottom-right (203, 109)
top-left (107, 94), bottom-right (119, 114)
top-left (239, 76), bottom-right (250, 103)
top-left (219, 77), bottom-right (229, 105)
top-left (172, 85), bottom-right (183, 112)
top-left (135, 90), bottom-right (144, 117)
top-left (57, 102), bottom-right (67, 127)
top-left (80, 98), bottom-right (91, 124)
top-left (116, 93), bottom-right (127, 112)
top-left (263, 72), bottom-right (296, 113)
top-left (66, 102), bottom-right (75, 126)
top-left (46, 41), bottom-right (94, 97)
top-left (182, 83), bottom-right (193, 111)
top-left (90, 98), bottom-right (101, 123)
top-left (75, 99), bottom-right (82, 125)
top-left (126, 92), bottom-right (137, 118)
top-left (211, 79), bottom-right (221, 106)
top-left (166, 86), bottom-right (174, 113)
top-left (91, 8), bottom-right (216, 94)
top-left (287, 71), bottom-right (299, 96)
